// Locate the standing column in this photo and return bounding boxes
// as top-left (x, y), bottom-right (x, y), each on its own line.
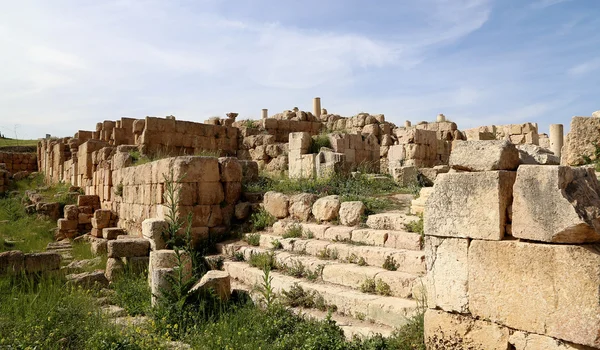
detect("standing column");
top-left (313, 97), bottom-right (321, 119)
top-left (262, 109), bottom-right (268, 119)
top-left (437, 114), bottom-right (446, 122)
top-left (549, 124), bottom-right (564, 159)
top-left (405, 120), bottom-right (412, 127)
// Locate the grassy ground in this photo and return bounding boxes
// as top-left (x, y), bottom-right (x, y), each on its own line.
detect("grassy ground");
top-left (0, 137), bottom-right (38, 147)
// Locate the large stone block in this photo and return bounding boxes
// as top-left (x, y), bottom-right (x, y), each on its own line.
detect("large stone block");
top-left (338, 201), bottom-right (366, 226)
top-left (172, 156), bottom-right (220, 183)
top-left (509, 331), bottom-right (597, 350)
top-left (424, 309), bottom-right (509, 350)
top-left (0, 250), bottom-right (24, 274)
top-left (263, 191), bottom-right (289, 219)
top-left (289, 132), bottom-right (311, 152)
top-left (107, 238), bottom-right (150, 258)
top-left (312, 195), bottom-right (341, 222)
top-left (424, 171), bottom-right (515, 240)
top-left (24, 252), bottom-right (61, 273)
top-left (218, 157), bottom-right (243, 182)
top-left (562, 116), bottom-right (600, 165)
top-left (289, 193), bottom-right (317, 222)
top-left (512, 165), bottom-right (600, 243)
top-left (449, 140), bottom-right (520, 171)
top-left (148, 249), bottom-right (192, 284)
top-left (425, 236), bottom-right (469, 313)
top-left (469, 240), bottom-right (600, 348)
top-left (142, 218), bottom-right (168, 250)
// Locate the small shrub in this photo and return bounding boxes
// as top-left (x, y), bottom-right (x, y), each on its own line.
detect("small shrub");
top-left (346, 253), bottom-right (358, 264)
top-left (305, 265), bottom-right (322, 282)
top-left (317, 248), bottom-right (338, 260)
top-left (282, 223), bottom-right (303, 239)
top-left (248, 252), bottom-right (276, 271)
top-left (360, 277), bottom-right (377, 294)
top-left (303, 230), bottom-right (314, 239)
top-left (357, 257), bottom-right (367, 266)
top-left (240, 119), bottom-right (259, 129)
top-left (309, 134), bottom-right (332, 154)
top-left (271, 239), bottom-right (283, 250)
top-left (113, 182), bottom-right (124, 197)
top-left (376, 279), bottom-right (392, 296)
top-left (281, 283), bottom-right (335, 312)
top-left (245, 233), bottom-right (261, 246)
top-left (249, 208), bottom-right (276, 232)
top-left (280, 260), bottom-right (305, 278)
top-left (232, 251), bottom-right (245, 261)
top-left (383, 256), bottom-right (398, 271)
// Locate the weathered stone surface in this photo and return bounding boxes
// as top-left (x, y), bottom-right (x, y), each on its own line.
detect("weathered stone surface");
top-left (63, 204), bottom-right (79, 220)
top-left (390, 166), bottom-right (419, 187)
top-left (263, 191), bottom-right (289, 219)
top-left (105, 257), bottom-right (125, 281)
top-left (218, 157), bottom-right (243, 182)
top-left (107, 238), bottom-right (150, 258)
top-left (512, 165), bottom-right (600, 243)
top-left (424, 309), bottom-right (509, 350)
top-left (239, 160), bottom-right (259, 182)
top-left (24, 252), bottom-right (61, 273)
top-left (102, 227), bottom-right (126, 240)
top-left (425, 236), bottom-right (469, 313)
top-left (148, 249), bottom-right (192, 284)
top-left (77, 195), bottom-right (100, 209)
top-left (234, 202), bottom-right (251, 220)
top-left (312, 195), bottom-right (341, 222)
top-left (189, 270), bottom-right (231, 301)
top-left (449, 140), bottom-right (520, 171)
top-left (288, 193), bottom-right (317, 222)
top-left (339, 201), bottom-right (366, 226)
top-left (0, 250), bottom-right (24, 274)
top-left (151, 267), bottom-right (174, 306)
top-left (562, 116), bottom-right (600, 165)
top-left (509, 331), bottom-right (597, 350)
top-left (92, 209), bottom-right (112, 229)
top-left (469, 240), bottom-right (600, 348)
top-left (124, 256), bottom-right (149, 274)
top-left (424, 171), bottom-right (515, 240)
top-left (67, 270), bottom-right (109, 288)
top-left (516, 144), bottom-right (559, 165)
top-left (90, 237), bottom-right (108, 256)
top-left (142, 218), bottom-right (168, 250)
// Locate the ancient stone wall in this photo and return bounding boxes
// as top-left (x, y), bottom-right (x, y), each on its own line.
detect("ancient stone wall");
top-left (0, 151), bottom-right (37, 173)
top-left (423, 140), bottom-right (600, 349)
top-left (463, 122), bottom-right (540, 145)
top-left (562, 116), bottom-right (600, 165)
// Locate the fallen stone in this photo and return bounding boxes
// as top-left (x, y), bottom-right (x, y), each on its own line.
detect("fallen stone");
top-left (103, 227), bottom-right (126, 240)
top-left (234, 202), bottom-right (251, 220)
top-left (107, 238), bottom-right (150, 258)
top-left (338, 201), bottom-right (366, 226)
top-left (189, 270), bottom-right (231, 301)
top-left (67, 270), bottom-right (109, 288)
top-left (449, 140), bottom-right (520, 171)
top-left (263, 191), bottom-right (289, 219)
top-left (288, 193), bottom-right (318, 222)
top-left (105, 257), bottom-right (125, 281)
top-left (0, 250), bottom-right (24, 274)
top-left (142, 218), bottom-right (168, 250)
top-left (516, 144), bottom-right (559, 165)
top-left (24, 252), bottom-right (61, 273)
top-left (312, 195), bottom-right (341, 222)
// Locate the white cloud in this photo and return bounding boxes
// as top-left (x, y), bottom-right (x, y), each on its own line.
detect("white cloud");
top-left (530, 0), bottom-right (572, 9)
top-left (568, 58), bottom-right (600, 76)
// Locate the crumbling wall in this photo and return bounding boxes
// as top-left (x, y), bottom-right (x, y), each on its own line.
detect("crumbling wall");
top-left (0, 151), bottom-right (37, 173)
top-left (562, 116), bottom-right (600, 166)
top-left (463, 122), bottom-right (539, 145)
top-left (423, 140), bottom-right (600, 349)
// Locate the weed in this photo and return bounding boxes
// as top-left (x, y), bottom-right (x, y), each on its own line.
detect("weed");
top-left (248, 252), bottom-right (276, 271)
top-left (271, 239), bottom-right (283, 250)
top-left (317, 248), bottom-right (339, 260)
top-left (280, 259), bottom-right (305, 278)
top-left (405, 214), bottom-right (424, 244)
top-left (383, 256), bottom-right (398, 271)
top-left (282, 223), bottom-right (303, 239)
top-left (346, 253), bottom-right (358, 264)
top-left (355, 312), bottom-right (366, 321)
top-left (113, 182), bottom-right (124, 197)
top-left (232, 251), bottom-right (245, 262)
top-left (249, 208), bottom-right (276, 232)
top-left (304, 229), bottom-right (314, 239)
top-left (310, 134), bottom-right (332, 154)
top-left (357, 257), bottom-right (367, 266)
top-left (360, 277), bottom-right (377, 294)
top-left (245, 233), bottom-right (261, 246)
top-left (376, 279), bottom-right (392, 296)
top-left (259, 267), bottom-right (276, 309)
top-left (240, 119), bottom-right (259, 129)
top-left (110, 270), bottom-right (152, 316)
top-left (280, 283), bottom-right (335, 312)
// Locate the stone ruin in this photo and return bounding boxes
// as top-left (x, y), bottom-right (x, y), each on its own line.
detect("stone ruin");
top-left (5, 98), bottom-right (600, 349)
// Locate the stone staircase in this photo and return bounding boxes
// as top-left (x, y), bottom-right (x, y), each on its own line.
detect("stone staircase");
top-left (216, 210), bottom-right (425, 338)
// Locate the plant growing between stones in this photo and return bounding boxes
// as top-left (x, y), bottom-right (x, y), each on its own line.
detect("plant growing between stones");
top-left (113, 182), bottom-right (123, 197)
top-left (245, 233), bottom-right (261, 246)
top-left (383, 256), bottom-right (398, 271)
top-left (249, 208), bottom-right (276, 232)
top-left (282, 223), bottom-right (303, 239)
top-left (357, 257), bottom-right (367, 266)
top-left (317, 248), bottom-right (339, 260)
top-left (271, 239), bottom-right (283, 250)
top-left (232, 251), bottom-right (245, 261)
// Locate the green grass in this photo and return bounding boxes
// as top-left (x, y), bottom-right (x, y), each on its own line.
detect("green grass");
top-left (0, 197), bottom-right (55, 253)
top-left (0, 138), bottom-right (38, 147)
top-left (245, 172), bottom-right (412, 215)
top-left (109, 270), bottom-right (152, 316)
top-left (249, 208), bottom-right (276, 232)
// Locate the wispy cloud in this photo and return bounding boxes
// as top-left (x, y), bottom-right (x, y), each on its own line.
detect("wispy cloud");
top-left (530, 0), bottom-right (572, 10)
top-left (568, 58), bottom-right (600, 76)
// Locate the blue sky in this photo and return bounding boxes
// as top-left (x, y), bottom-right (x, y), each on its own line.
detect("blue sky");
top-left (0, 0), bottom-right (599, 139)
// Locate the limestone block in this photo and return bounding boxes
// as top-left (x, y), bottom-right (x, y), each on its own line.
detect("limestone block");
top-left (509, 331), bottom-right (597, 350)
top-left (312, 195), bottom-right (341, 222)
top-left (263, 191), bottom-right (289, 219)
top-left (58, 218), bottom-right (78, 231)
top-left (218, 157), bottom-right (243, 182)
top-left (0, 250), bottom-right (24, 274)
top-left (208, 205), bottom-right (223, 227)
top-left (449, 140), bottom-right (520, 171)
top-left (239, 160), bottom-right (259, 182)
top-left (107, 238), bottom-right (150, 258)
top-left (223, 182), bottom-right (242, 205)
top-left (149, 249), bottom-right (192, 284)
top-left (424, 171), bottom-right (515, 240)
top-left (90, 237), bottom-right (108, 256)
top-left (469, 240), bottom-right (600, 348)
top-left (102, 227), bottom-right (126, 240)
top-left (234, 202), bottom-right (251, 220)
top-left (93, 209), bottom-right (112, 229)
top-left (390, 165), bottom-right (419, 187)
top-left (424, 309), bottom-right (509, 350)
top-left (63, 205), bottom-right (79, 220)
top-left (172, 156), bottom-right (220, 183)
top-left (338, 201), bottom-right (366, 226)
top-left (78, 195), bottom-right (100, 209)
top-left (105, 257), bottom-right (125, 281)
top-left (513, 165), bottom-right (600, 243)
top-left (425, 236), bottom-right (469, 313)
top-left (197, 182), bottom-right (224, 205)
top-left (289, 132), bottom-right (311, 152)
top-left (516, 144), bottom-right (559, 165)
top-left (67, 270), bottom-right (109, 288)
top-left (24, 252), bottom-right (61, 273)
top-left (189, 270), bottom-right (231, 301)
top-left (151, 267), bottom-right (174, 306)
top-left (288, 193), bottom-right (318, 222)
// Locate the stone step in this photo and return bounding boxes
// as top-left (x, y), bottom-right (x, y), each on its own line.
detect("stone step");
top-left (366, 213), bottom-right (420, 231)
top-left (223, 245), bottom-right (421, 298)
top-left (225, 261), bottom-right (418, 329)
top-left (272, 221), bottom-right (422, 251)
top-left (230, 280), bottom-right (395, 339)
top-left (218, 236), bottom-right (425, 276)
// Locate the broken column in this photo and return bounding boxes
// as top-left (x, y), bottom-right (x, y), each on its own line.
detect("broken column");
top-left (549, 123), bottom-right (563, 159)
top-left (261, 109), bottom-right (268, 119)
top-left (313, 97), bottom-right (321, 119)
top-left (288, 132), bottom-right (315, 179)
top-left (436, 114), bottom-right (446, 122)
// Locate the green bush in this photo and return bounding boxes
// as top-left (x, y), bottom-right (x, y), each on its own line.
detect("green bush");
top-left (248, 252), bottom-right (276, 271)
top-left (383, 256), bottom-right (398, 271)
top-left (249, 208), bottom-right (276, 232)
top-left (282, 223), bottom-right (303, 239)
top-left (310, 134), bottom-right (332, 154)
top-left (244, 233), bottom-right (261, 246)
